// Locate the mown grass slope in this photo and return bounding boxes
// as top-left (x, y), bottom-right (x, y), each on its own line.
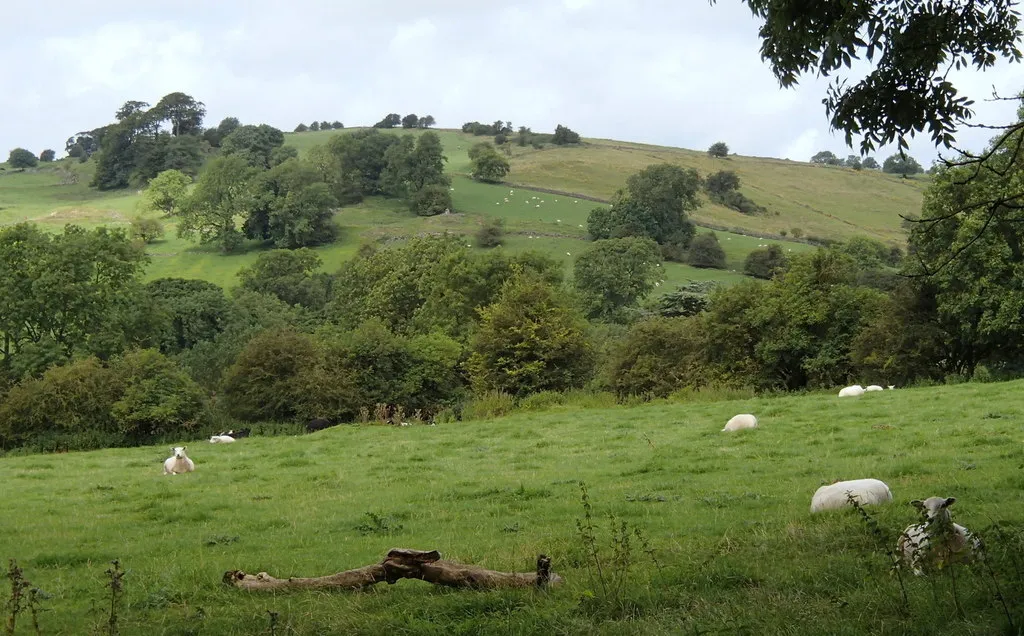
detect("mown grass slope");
top-left (1, 381), bottom-right (1022, 634)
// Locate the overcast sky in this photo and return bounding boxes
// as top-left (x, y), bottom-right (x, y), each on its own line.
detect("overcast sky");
top-left (1, 0), bottom-right (1021, 165)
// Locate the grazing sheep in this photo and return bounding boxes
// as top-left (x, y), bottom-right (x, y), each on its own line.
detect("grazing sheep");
top-left (810, 478), bottom-right (893, 513)
top-left (838, 384), bottom-right (865, 397)
top-left (209, 434), bottom-right (235, 443)
top-left (722, 413), bottom-right (758, 432)
top-left (865, 385), bottom-right (885, 392)
top-left (306, 418), bottom-right (335, 433)
top-left (163, 447), bottom-right (195, 475)
top-left (898, 497), bottom-right (982, 575)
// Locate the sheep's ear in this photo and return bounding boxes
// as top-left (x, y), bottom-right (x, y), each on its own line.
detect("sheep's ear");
top-left (910, 500), bottom-right (925, 510)
top-left (942, 497), bottom-right (956, 508)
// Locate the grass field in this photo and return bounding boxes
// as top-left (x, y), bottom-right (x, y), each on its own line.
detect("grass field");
top-left (1, 381), bottom-right (1022, 634)
top-left (286, 128), bottom-right (925, 244)
top-left (1, 151), bottom-right (817, 290)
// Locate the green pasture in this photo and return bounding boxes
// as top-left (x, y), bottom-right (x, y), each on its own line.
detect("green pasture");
top-left (1, 132), bottom-right (872, 291)
top-left (506, 138), bottom-right (925, 244)
top-left (1, 381), bottom-right (1022, 634)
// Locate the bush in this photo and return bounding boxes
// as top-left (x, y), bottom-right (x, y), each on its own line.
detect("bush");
top-left (686, 232), bottom-right (727, 269)
top-left (0, 358), bottom-right (122, 451)
top-left (411, 184), bottom-right (453, 216)
top-left (707, 141), bottom-right (729, 157)
top-left (552, 124), bottom-right (581, 145)
top-left (743, 245), bottom-right (788, 279)
top-left (476, 218), bottom-right (505, 247)
top-left (467, 272), bottom-right (593, 397)
top-left (7, 147), bottom-right (38, 169)
top-left (222, 329), bottom-right (321, 421)
top-left (461, 390), bottom-right (516, 421)
top-left (110, 349), bottom-right (207, 444)
top-left (468, 142), bottom-right (510, 183)
top-left (130, 216), bottom-right (164, 243)
top-left (601, 317), bottom-right (702, 399)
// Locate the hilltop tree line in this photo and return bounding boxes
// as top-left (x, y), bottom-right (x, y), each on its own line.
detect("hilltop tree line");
top-left (461, 120), bottom-right (580, 148)
top-left (810, 150), bottom-right (923, 175)
top-left (294, 121), bottom-right (345, 132)
top-left (372, 113), bottom-right (436, 129)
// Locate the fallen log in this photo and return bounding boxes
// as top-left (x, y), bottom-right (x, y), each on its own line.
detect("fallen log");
top-left (223, 548), bottom-right (563, 591)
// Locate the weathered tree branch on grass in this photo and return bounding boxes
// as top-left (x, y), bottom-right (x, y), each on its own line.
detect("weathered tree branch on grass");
top-left (223, 548), bottom-right (563, 591)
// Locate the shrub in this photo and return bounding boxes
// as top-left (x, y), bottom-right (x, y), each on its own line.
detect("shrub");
top-left (411, 184), bottom-right (453, 216)
top-left (686, 232), bottom-right (727, 269)
top-left (707, 141), bottom-right (729, 157)
top-left (222, 329), bottom-right (320, 421)
top-left (552, 124), bottom-right (581, 145)
top-left (476, 218), bottom-right (505, 247)
top-left (7, 148), bottom-right (37, 169)
top-left (601, 317), bottom-right (702, 399)
top-left (743, 244), bottom-right (788, 279)
top-left (467, 272), bottom-right (593, 397)
top-left (110, 349), bottom-right (207, 444)
top-left (790, 227), bottom-right (804, 238)
top-left (0, 358), bottom-right (122, 451)
top-left (130, 216), bottom-right (164, 243)
top-left (461, 390), bottom-right (516, 421)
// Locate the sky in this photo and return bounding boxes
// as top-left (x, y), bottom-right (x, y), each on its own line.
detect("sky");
top-left (1, 0), bottom-right (1021, 165)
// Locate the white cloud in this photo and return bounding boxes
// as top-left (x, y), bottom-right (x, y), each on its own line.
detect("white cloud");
top-left (781, 129), bottom-right (819, 162)
top-left (0, 0), bottom-right (1018, 167)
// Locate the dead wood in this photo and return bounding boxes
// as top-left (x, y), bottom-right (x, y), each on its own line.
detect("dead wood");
top-left (223, 548), bottom-right (563, 591)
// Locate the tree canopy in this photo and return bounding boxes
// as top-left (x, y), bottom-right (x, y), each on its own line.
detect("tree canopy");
top-left (716, 0), bottom-right (1023, 153)
top-left (7, 148), bottom-right (37, 168)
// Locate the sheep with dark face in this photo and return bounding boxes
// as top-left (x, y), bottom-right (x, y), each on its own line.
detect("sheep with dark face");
top-left (898, 497), bottom-right (982, 575)
top-left (163, 447), bottom-right (195, 475)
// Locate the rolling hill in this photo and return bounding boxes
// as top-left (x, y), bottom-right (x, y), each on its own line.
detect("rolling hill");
top-left (0, 127), bottom-right (923, 289)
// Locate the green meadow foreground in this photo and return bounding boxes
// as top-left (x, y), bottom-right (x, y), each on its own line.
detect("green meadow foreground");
top-left (1, 382), bottom-right (1022, 635)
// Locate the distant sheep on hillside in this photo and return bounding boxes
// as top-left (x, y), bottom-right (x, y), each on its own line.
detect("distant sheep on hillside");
top-left (865, 385), bottom-right (884, 392)
top-left (810, 478), bottom-right (892, 513)
top-left (722, 413), bottom-right (758, 432)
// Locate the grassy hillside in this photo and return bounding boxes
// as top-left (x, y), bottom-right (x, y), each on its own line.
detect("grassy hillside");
top-left (1, 381), bottom-right (1022, 634)
top-left (288, 128), bottom-right (925, 244)
top-left (2, 126), bottom-right (911, 289)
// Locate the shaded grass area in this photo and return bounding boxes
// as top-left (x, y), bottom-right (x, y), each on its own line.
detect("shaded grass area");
top-left (1, 381), bottom-right (1023, 634)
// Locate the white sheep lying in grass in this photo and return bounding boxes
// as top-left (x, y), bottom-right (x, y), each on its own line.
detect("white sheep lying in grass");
top-left (865, 385), bottom-right (884, 392)
top-left (722, 413), bottom-right (758, 432)
top-left (838, 384), bottom-right (865, 397)
top-left (810, 478), bottom-right (892, 513)
top-left (209, 434), bottom-right (235, 443)
top-left (163, 447), bottom-right (195, 475)
top-left (898, 497), bottom-right (982, 575)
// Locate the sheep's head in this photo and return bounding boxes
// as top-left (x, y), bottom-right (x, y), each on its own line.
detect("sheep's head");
top-left (172, 446), bottom-right (187, 459)
top-left (911, 496), bottom-right (956, 523)
top-left (888, 385), bottom-right (895, 390)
